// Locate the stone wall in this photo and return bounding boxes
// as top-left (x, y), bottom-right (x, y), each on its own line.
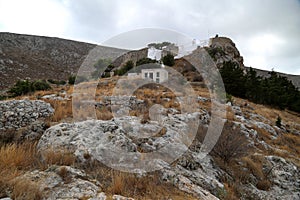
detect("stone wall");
top-left (0, 100), bottom-right (54, 131)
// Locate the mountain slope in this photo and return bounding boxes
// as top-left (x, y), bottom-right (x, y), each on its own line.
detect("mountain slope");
top-left (0, 32), bottom-right (128, 91)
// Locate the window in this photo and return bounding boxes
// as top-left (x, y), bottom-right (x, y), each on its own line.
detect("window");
top-left (149, 73), bottom-right (153, 79)
top-left (144, 73), bottom-right (148, 78)
top-left (156, 78), bottom-right (160, 83)
top-left (156, 72), bottom-right (160, 77)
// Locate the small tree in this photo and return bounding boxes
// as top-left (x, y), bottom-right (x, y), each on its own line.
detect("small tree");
top-left (211, 122), bottom-right (249, 164)
top-left (162, 54), bottom-right (175, 66)
top-left (114, 60), bottom-right (134, 76)
top-left (92, 58), bottom-right (112, 79)
top-left (276, 116), bottom-right (282, 128)
top-left (31, 80), bottom-right (51, 91)
top-left (68, 75), bottom-right (76, 85)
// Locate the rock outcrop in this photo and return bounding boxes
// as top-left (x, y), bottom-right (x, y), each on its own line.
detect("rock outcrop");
top-left (37, 113), bottom-right (221, 199)
top-left (242, 156), bottom-right (300, 200)
top-left (207, 36), bottom-right (244, 69)
top-left (12, 166), bottom-right (102, 200)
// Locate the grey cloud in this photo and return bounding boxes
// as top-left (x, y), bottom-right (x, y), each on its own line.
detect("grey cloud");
top-left (62, 0), bottom-right (300, 74)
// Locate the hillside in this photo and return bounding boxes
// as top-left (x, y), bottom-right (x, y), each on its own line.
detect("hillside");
top-left (0, 32), bottom-right (128, 92)
top-left (0, 79), bottom-right (299, 199)
top-left (0, 33), bottom-right (299, 200)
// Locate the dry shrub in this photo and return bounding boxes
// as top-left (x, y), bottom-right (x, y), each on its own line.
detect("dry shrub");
top-left (273, 133), bottom-right (300, 155)
top-left (96, 107), bottom-right (113, 120)
top-left (11, 179), bottom-right (43, 200)
top-left (154, 127), bottom-right (167, 137)
top-left (0, 168), bottom-right (19, 198)
top-left (57, 166), bottom-right (72, 183)
top-left (226, 106), bottom-right (235, 121)
top-left (140, 111), bottom-right (150, 124)
top-left (222, 183), bottom-right (240, 200)
top-left (256, 179), bottom-right (272, 191)
top-left (241, 156), bottom-right (264, 180)
top-left (0, 129), bottom-right (15, 145)
top-left (211, 122), bottom-right (249, 164)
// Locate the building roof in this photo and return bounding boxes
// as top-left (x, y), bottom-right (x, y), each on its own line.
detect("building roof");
top-left (129, 63), bottom-right (163, 73)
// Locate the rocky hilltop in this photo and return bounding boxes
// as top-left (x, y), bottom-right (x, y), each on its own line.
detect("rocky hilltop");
top-left (207, 36), bottom-right (244, 69)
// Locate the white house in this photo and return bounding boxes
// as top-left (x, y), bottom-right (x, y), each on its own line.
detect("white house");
top-left (128, 64), bottom-right (168, 83)
top-left (141, 67), bottom-right (168, 83)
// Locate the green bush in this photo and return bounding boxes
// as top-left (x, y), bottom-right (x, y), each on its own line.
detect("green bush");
top-left (114, 60), bottom-right (134, 76)
top-left (92, 59), bottom-right (113, 79)
top-left (68, 75), bottom-right (88, 84)
top-left (226, 93), bottom-right (233, 103)
top-left (48, 79), bottom-right (66, 85)
top-left (0, 95), bottom-right (7, 101)
top-left (162, 54), bottom-right (175, 66)
top-left (276, 116), bottom-right (282, 128)
top-left (136, 58), bottom-right (156, 66)
top-left (31, 80), bottom-right (51, 91)
top-left (101, 72), bottom-right (111, 78)
top-left (68, 75), bottom-right (76, 85)
top-left (8, 80), bottom-right (51, 97)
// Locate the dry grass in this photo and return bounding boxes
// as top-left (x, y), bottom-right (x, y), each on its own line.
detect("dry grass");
top-left (57, 166), bottom-right (72, 183)
top-left (44, 99), bottom-right (73, 122)
top-left (41, 148), bottom-right (76, 168)
top-left (96, 107), bottom-right (113, 120)
top-left (256, 179), bottom-right (272, 191)
top-left (252, 125), bottom-right (274, 145)
top-left (226, 106), bottom-right (235, 121)
top-left (0, 142), bottom-right (78, 198)
top-left (80, 159), bottom-right (197, 199)
top-left (273, 133), bottom-right (300, 155)
top-left (0, 143), bottom-right (39, 198)
top-left (241, 156), bottom-right (264, 180)
top-left (0, 143), bottom-right (37, 170)
top-left (222, 183), bottom-right (240, 200)
top-left (108, 171), bottom-right (197, 199)
top-left (11, 179), bottom-right (43, 200)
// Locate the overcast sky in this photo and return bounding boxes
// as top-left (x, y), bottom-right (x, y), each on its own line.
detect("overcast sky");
top-left (0, 0), bottom-right (300, 75)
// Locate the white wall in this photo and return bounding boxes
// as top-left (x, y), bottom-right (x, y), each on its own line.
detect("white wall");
top-left (141, 68), bottom-right (168, 83)
top-left (147, 47), bottom-right (162, 61)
